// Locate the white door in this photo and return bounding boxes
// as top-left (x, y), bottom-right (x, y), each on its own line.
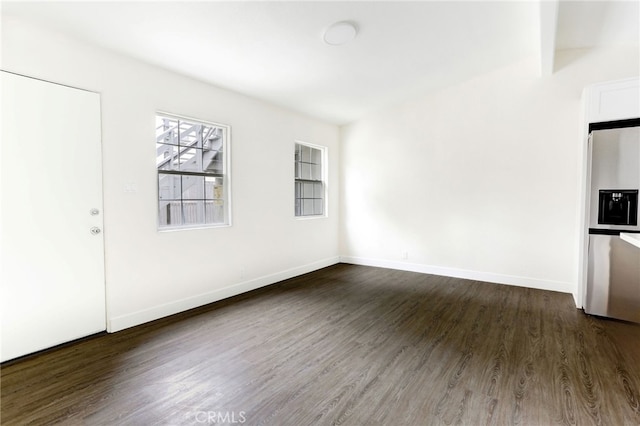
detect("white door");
top-left (1, 71), bottom-right (106, 362)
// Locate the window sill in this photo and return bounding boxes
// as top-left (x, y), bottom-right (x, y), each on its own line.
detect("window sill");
top-left (295, 215), bottom-right (328, 221)
top-left (158, 223), bottom-right (231, 232)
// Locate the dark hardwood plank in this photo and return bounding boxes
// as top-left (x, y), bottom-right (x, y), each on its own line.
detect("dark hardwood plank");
top-left (2, 264), bottom-right (639, 425)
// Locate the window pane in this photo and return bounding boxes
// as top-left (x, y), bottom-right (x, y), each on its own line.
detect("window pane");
top-left (156, 117), bottom-right (179, 145)
top-left (314, 199), bottom-right (323, 215)
top-left (182, 175), bottom-right (204, 199)
top-left (301, 144), bottom-right (311, 162)
top-left (157, 144), bottom-right (179, 170)
top-left (182, 200), bottom-right (205, 225)
top-left (159, 200), bottom-right (182, 226)
top-left (179, 122), bottom-right (202, 148)
top-left (311, 164), bottom-right (321, 181)
top-left (205, 200), bottom-right (225, 224)
top-left (295, 199), bottom-right (301, 216)
top-left (158, 173), bottom-right (181, 200)
top-left (203, 151), bottom-right (223, 174)
top-left (179, 147), bottom-right (203, 172)
top-left (204, 127), bottom-right (223, 151)
top-left (301, 163), bottom-right (311, 180)
top-left (295, 181), bottom-right (302, 199)
top-left (205, 176), bottom-right (224, 200)
top-left (314, 182), bottom-right (323, 198)
top-left (303, 182), bottom-right (314, 198)
top-left (302, 199), bottom-right (314, 216)
top-left (295, 144), bottom-right (301, 162)
top-left (310, 148), bottom-right (321, 165)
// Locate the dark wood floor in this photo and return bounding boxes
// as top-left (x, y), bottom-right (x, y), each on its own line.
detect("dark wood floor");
top-left (2, 264), bottom-right (640, 425)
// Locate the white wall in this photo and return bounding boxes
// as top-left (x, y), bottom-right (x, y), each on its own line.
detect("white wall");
top-left (1, 16), bottom-right (340, 331)
top-left (340, 47), bottom-right (639, 300)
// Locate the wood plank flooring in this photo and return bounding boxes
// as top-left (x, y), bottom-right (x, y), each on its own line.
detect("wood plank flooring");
top-left (2, 264), bottom-right (640, 425)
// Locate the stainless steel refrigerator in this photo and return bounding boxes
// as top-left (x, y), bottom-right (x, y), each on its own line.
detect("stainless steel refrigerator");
top-left (586, 124), bottom-right (640, 323)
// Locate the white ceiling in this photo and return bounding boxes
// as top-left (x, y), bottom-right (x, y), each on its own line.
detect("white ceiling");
top-left (2, 1), bottom-right (639, 125)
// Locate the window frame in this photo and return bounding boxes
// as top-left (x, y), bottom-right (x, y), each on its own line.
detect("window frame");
top-left (156, 111), bottom-right (232, 231)
top-left (294, 140), bottom-right (328, 219)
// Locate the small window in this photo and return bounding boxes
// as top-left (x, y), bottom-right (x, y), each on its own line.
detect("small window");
top-left (295, 142), bottom-right (325, 217)
top-left (156, 113), bottom-right (230, 229)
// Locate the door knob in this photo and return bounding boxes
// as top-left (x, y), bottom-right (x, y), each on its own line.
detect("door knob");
top-left (90, 208), bottom-right (100, 216)
top-left (90, 227), bottom-right (101, 235)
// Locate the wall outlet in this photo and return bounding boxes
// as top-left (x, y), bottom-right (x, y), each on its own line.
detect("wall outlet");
top-left (401, 251), bottom-right (408, 260)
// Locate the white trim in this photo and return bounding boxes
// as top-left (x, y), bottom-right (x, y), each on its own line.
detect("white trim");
top-left (340, 256), bottom-right (575, 296)
top-left (107, 256), bottom-right (340, 332)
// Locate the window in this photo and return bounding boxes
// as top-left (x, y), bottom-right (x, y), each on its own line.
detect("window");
top-left (156, 113), bottom-right (230, 229)
top-left (294, 142), bottom-right (325, 217)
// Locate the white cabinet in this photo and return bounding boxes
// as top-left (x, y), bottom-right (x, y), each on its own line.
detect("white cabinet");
top-left (585, 77), bottom-right (640, 123)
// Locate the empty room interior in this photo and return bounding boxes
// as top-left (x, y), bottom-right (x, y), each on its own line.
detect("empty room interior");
top-left (1, 1), bottom-right (640, 425)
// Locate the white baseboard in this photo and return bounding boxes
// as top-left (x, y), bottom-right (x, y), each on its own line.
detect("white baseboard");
top-left (340, 255), bottom-right (576, 297)
top-left (109, 255), bottom-right (578, 332)
top-left (108, 256), bottom-right (340, 332)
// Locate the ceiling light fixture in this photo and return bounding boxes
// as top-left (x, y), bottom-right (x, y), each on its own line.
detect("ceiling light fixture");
top-left (323, 21), bottom-right (358, 46)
